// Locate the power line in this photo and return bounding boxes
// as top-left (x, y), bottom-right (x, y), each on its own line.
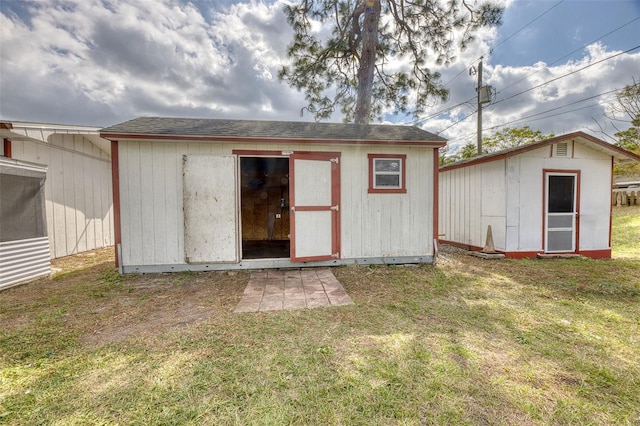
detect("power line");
top-left (496, 16), bottom-right (640, 96)
top-left (449, 87), bottom-right (625, 140)
top-left (490, 0), bottom-right (565, 54)
top-left (411, 96), bottom-right (476, 125)
top-left (413, 7), bottom-right (639, 130)
top-left (437, 1), bottom-right (566, 94)
top-left (486, 103), bottom-right (603, 130)
top-left (435, 45), bottom-right (639, 136)
top-left (488, 45), bottom-right (640, 107)
top-left (437, 109), bottom-right (477, 134)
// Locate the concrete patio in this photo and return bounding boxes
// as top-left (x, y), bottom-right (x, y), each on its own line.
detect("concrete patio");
top-left (234, 268), bottom-right (353, 313)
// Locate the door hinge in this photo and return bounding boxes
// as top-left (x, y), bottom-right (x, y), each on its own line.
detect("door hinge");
top-left (330, 205), bottom-right (339, 211)
top-left (330, 157), bottom-right (339, 164)
top-left (290, 206), bottom-right (295, 212)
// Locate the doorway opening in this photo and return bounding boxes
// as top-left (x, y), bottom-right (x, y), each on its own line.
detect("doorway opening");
top-left (240, 157), bottom-right (290, 259)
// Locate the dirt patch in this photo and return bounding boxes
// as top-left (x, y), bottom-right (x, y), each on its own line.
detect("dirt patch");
top-left (1, 247), bottom-right (250, 346)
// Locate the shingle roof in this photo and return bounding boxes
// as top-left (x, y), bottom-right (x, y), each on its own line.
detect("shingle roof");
top-left (440, 131), bottom-right (640, 171)
top-left (100, 117), bottom-right (446, 145)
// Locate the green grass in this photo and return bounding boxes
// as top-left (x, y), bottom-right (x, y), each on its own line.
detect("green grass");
top-left (612, 205), bottom-right (640, 259)
top-left (1, 212), bottom-right (639, 425)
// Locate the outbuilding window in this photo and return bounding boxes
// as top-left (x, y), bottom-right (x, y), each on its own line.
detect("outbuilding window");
top-left (368, 154), bottom-right (406, 194)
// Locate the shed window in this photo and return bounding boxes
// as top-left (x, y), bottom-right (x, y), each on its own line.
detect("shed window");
top-left (368, 154), bottom-right (407, 194)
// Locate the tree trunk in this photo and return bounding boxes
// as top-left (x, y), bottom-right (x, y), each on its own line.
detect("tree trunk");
top-left (354, 0), bottom-right (381, 124)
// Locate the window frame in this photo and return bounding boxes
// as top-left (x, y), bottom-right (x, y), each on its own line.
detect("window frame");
top-left (368, 154), bottom-right (407, 194)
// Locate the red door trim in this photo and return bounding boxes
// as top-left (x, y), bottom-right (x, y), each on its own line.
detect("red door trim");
top-left (433, 149), bottom-right (439, 251)
top-left (111, 140), bottom-right (122, 267)
top-left (2, 138), bottom-right (11, 158)
top-left (542, 169), bottom-right (581, 254)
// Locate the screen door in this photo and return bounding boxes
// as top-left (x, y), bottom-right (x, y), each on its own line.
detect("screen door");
top-left (545, 172), bottom-right (578, 253)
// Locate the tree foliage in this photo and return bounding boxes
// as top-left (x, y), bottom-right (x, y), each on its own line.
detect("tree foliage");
top-left (610, 83), bottom-right (640, 178)
top-left (483, 126), bottom-right (555, 152)
top-left (614, 126), bottom-right (640, 152)
top-left (608, 82), bottom-right (640, 126)
top-left (610, 83), bottom-right (640, 151)
top-left (279, 0), bottom-right (503, 123)
top-left (442, 126), bottom-right (555, 163)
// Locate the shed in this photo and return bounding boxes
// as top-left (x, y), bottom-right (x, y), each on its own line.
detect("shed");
top-left (438, 132), bottom-right (640, 259)
top-left (100, 117), bottom-right (446, 273)
top-left (1, 121), bottom-right (114, 290)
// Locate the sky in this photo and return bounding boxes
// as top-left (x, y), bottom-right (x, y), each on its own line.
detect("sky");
top-left (1, 0), bottom-right (639, 152)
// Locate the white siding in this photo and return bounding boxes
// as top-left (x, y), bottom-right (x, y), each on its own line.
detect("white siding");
top-left (441, 137), bottom-right (614, 255)
top-left (117, 141), bottom-right (437, 267)
top-left (507, 143), bottom-right (612, 252)
top-left (10, 132), bottom-right (114, 258)
top-left (439, 160), bottom-right (506, 250)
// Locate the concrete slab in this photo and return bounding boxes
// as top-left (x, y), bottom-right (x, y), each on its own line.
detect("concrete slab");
top-left (234, 267), bottom-right (353, 313)
top-left (468, 251), bottom-right (506, 259)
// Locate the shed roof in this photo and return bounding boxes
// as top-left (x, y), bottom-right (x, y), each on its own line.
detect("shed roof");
top-left (440, 131), bottom-right (640, 171)
top-left (100, 117), bottom-right (446, 147)
top-left (1, 120), bottom-right (110, 155)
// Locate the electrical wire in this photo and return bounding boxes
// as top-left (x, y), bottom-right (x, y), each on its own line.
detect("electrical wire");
top-left (489, 0), bottom-right (565, 54)
top-left (437, 108), bottom-right (477, 134)
top-left (409, 5), bottom-right (639, 130)
top-left (495, 16), bottom-right (640, 96)
top-left (439, 0), bottom-right (566, 90)
top-left (411, 96), bottom-right (476, 125)
top-left (488, 45), bottom-right (640, 108)
top-left (449, 87), bottom-right (625, 140)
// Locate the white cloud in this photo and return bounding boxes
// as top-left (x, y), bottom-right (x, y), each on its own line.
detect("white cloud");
top-left (0, 0), bottom-right (305, 125)
top-left (0, 0), bottom-right (638, 142)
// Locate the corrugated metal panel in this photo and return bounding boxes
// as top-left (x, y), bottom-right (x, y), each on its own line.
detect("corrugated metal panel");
top-left (0, 237), bottom-right (51, 290)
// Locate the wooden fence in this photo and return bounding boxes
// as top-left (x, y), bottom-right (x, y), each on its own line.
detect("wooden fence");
top-left (612, 189), bottom-right (639, 206)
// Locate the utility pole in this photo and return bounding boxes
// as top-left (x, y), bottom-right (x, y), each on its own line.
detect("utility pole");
top-left (476, 57), bottom-right (483, 155)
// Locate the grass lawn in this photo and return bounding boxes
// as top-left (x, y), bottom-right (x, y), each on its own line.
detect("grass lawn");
top-left (611, 205), bottom-right (640, 259)
top-left (1, 209), bottom-right (639, 425)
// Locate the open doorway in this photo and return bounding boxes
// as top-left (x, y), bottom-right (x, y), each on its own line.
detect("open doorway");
top-left (240, 157), bottom-right (290, 259)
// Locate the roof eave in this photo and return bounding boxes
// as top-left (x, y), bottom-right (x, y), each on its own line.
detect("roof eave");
top-left (440, 131), bottom-right (640, 171)
top-left (99, 132), bottom-right (447, 147)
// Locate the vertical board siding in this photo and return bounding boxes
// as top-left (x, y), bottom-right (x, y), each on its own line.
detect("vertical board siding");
top-left (118, 141), bottom-right (437, 266)
top-left (9, 133), bottom-right (113, 259)
top-left (439, 160), bottom-right (506, 250)
top-left (139, 141), bottom-right (156, 265)
top-left (440, 139), bottom-right (615, 254)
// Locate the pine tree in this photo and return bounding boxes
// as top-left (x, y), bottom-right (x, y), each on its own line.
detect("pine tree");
top-left (279, 0), bottom-right (503, 123)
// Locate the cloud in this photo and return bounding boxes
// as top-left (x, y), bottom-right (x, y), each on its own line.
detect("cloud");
top-left (423, 41), bottom-right (640, 153)
top-left (0, 0), bottom-right (638, 143)
top-left (0, 0), bottom-right (305, 126)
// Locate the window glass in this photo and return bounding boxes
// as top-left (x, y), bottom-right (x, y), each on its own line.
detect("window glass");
top-left (375, 159), bottom-right (401, 172)
top-left (375, 174), bottom-right (400, 187)
top-left (368, 154), bottom-right (406, 193)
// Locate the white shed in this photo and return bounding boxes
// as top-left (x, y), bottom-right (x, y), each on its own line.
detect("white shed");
top-left (100, 117), bottom-right (446, 273)
top-left (438, 132), bottom-right (640, 259)
top-left (1, 121), bottom-right (114, 289)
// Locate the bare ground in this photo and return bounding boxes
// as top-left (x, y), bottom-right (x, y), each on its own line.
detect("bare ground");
top-left (1, 247), bottom-right (250, 346)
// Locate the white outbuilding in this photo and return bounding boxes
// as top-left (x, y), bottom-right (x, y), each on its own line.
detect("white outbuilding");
top-left (1, 121), bottom-right (114, 289)
top-left (438, 132), bottom-right (640, 259)
top-left (100, 117), bottom-right (446, 273)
